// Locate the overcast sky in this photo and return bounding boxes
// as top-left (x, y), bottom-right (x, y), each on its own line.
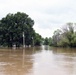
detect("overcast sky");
top-left (0, 0), bottom-right (76, 38)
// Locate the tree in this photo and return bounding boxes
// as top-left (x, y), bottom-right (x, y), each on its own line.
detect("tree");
top-left (48, 37), bottom-right (52, 46)
top-left (51, 22), bottom-right (76, 47)
top-left (52, 29), bottom-right (62, 46)
top-left (62, 23), bottom-right (75, 47)
top-left (43, 37), bottom-right (49, 45)
top-left (34, 33), bottom-right (42, 46)
top-left (0, 12), bottom-right (35, 47)
top-left (71, 32), bottom-right (76, 47)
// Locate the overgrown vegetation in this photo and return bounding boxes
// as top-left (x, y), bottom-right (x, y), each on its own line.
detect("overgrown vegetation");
top-left (47, 23), bottom-right (76, 47)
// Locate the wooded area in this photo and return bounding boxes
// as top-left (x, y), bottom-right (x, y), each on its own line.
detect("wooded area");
top-left (0, 12), bottom-right (42, 47)
top-left (44, 23), bottom-right (76, 47)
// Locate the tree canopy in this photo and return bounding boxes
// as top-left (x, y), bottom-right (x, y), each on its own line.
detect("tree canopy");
top-left (0, 12), bottom-right (42, 47)
top-left (50, 23), bottom-right (76, 47)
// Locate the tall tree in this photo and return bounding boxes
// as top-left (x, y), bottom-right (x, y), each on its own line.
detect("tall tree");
top-left (43, 37), bottom-right (49, 45)
top-left (51, 22), bottom-right (76, 47)
top-left (52, 29), bottom-right (62, 46)
top-left (0, 12), bottom-right (34, 47)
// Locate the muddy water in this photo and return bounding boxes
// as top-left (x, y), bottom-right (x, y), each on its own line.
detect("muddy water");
top-left (0, 46), bottom-right (76, 75)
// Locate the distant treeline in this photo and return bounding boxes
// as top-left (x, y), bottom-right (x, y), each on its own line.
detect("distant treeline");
top-left (43, 23), bottom-right (76, 47)
top-left (0, 12), bottom-right (76, 48)
top-left (0, 12), bottom-right (43, 47)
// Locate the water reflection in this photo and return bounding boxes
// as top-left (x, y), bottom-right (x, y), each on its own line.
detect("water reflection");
top-left (42, 45), bottom-right (49, 50)
top-left (52, 47), bottom-right (76, 54)
top-left (32, 46), bottom-right (76, 75)
top-left (0, 48), bottom-right (34, 75)
top-left (0, 46), bottom-right (76, 75)
top-left (51, 47), bottom-right (76, 75)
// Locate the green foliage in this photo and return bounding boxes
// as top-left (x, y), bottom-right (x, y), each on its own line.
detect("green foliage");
top-left (48, 37), bottom-right (52, 46)
top-left (43, 37), bottom-right (49, 45)
top-left (0, 12), bottom-right (42, 47)
top-left (51, 23), bottom-right (76, 47)
top-left (58, 37), bottom-right (70, 47)
top-left (52, 29), bottom-right (62, 46)
top-left (71, 33), bottom-right (76, 47)
top-left (34, 33), bottom-right (42, 46)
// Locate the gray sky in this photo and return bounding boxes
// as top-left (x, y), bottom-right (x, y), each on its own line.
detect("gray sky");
top-left (0, 0), bottom-right (76, 38)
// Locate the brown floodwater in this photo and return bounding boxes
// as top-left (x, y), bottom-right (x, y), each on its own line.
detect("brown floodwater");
top-left (0, 46), bottom-right (76, 75)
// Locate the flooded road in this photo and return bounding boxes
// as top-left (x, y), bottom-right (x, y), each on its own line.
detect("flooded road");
top-left (0, 46), bottom-right (76, 75)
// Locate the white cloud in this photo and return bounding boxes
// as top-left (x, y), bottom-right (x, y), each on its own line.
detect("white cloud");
top-left (0, 0), bottom-right (76, 37)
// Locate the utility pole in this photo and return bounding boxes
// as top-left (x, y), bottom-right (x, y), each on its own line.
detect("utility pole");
top-left (32, 37), bottom-right (34, 47)
top-left (23, 32), bottom-right (25, 48)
